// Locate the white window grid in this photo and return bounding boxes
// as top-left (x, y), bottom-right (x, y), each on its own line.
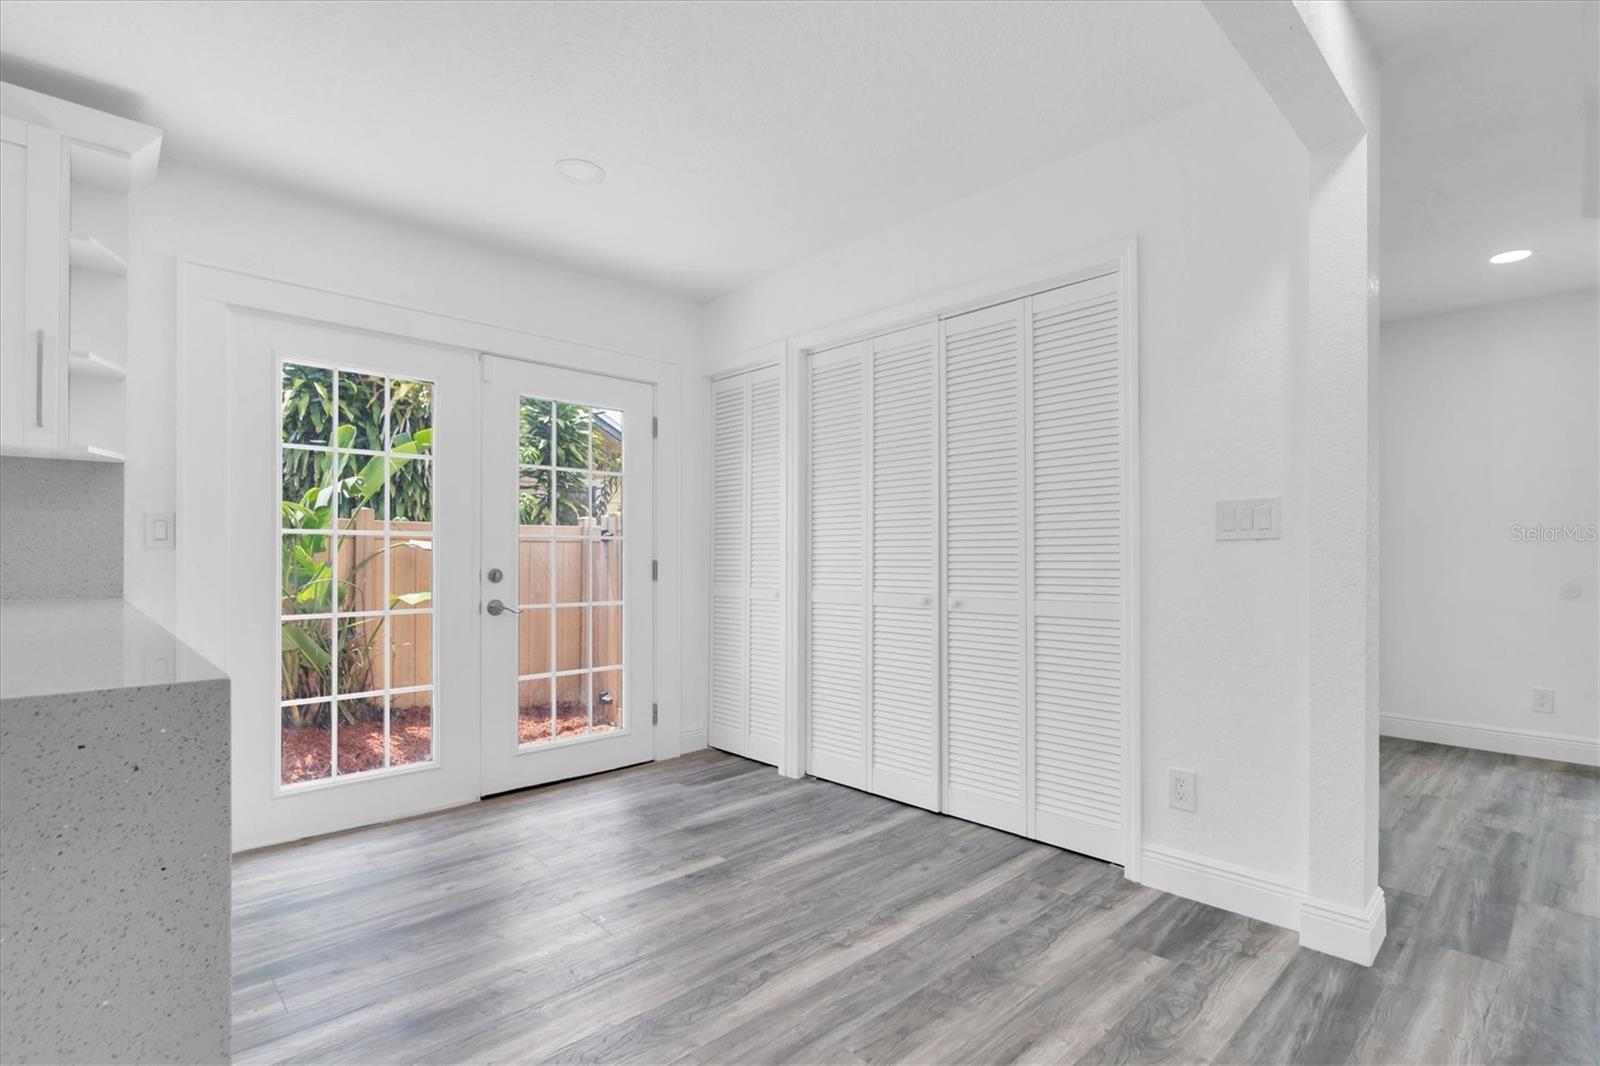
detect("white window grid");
top-left (515, 397), bottom-right (626, 745)
top-left (278, 362), bottom-right (438, 786)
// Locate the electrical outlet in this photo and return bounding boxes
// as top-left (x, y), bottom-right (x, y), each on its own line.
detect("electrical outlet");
top-left (1169, 769), bottom-right (1197, 812)
top-left (1532, 688), bottom-right (1555, 714)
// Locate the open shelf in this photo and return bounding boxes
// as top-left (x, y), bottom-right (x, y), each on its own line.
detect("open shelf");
top-left (68, 349), bottom-right (127, 380)
top-left (67, 232), bottom-right (128, 275)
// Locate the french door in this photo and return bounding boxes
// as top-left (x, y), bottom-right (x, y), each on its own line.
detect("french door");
top-left (235, 314), bottom-right (479, 851)
top-left (478, 356), bottom-right (655, 795)
top-left (232, 317), bottom-right (656, 850)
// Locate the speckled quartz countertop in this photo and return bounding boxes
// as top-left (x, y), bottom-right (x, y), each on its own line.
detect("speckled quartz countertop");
top-left (0, 598), bottom-right (231, 1062)
top-left (0, 597), bottom-right (225, 700)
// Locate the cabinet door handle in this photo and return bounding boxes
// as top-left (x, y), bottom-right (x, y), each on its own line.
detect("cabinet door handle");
top-left (34, 329), bottom-right (45, 428)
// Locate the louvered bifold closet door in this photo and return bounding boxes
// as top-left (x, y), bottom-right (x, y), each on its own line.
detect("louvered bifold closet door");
top-left (745, 366), bottom-right (785, 765)
top-left (943, 299), bottom-right (1028, 835)
top-left (808, 343), bottom-right (869, 789)
top-left (1030, 271), bottom-right (1127, 864)
top-left (710, 375), bottom-right (749, 755)
top-left (869, 323), bottom-right (939, 810)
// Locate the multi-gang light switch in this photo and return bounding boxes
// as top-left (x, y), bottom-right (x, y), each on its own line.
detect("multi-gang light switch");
top-left (1216, 497), bottom-right (1282, 541)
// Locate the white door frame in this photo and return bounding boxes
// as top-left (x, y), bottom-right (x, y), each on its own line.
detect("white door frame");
top-left (760, 236), bottom-right (1143, 879)
top-left (176, 260), bottom-right (687, 851)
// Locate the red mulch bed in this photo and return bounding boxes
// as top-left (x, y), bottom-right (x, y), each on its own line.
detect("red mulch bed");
top-left (282, 703), bottom-right (620, 784)
top-left (518, 703), bottom-right (619, 745)
top-left (281, 714), bottom-right (432, 785)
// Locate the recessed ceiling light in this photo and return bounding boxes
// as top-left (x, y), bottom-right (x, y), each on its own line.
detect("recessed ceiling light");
top-left (1488, 249), bottom-right (1533, 264)
top-left (555, 158), bottom-right (605, 186)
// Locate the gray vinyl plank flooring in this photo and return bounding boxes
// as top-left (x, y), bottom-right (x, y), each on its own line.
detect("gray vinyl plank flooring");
top-left (1379, 793), bottom-right (1470, 896)
top-left (233, 739), bottom-right (1600, 1064)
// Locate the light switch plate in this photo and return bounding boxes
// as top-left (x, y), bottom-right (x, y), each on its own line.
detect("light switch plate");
top-left (1217, 497), bottom-right (1282, 540)
top-left (142, 652), bottom-right (175, 684)
top-left (144, 512), bottom-right (175, 550)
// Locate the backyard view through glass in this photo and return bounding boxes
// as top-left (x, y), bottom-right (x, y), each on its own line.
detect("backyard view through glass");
top-left (279, 362), bottom-right (435, 786)
top-left (516, 397), bottom-right (625, 746)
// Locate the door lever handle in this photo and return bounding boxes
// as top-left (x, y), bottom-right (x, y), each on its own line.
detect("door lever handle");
top-left (486, 598), bottom-right (521, 616)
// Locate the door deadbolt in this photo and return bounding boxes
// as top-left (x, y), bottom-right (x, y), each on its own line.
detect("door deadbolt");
top-left (487, 567), bottom-right (504, 583)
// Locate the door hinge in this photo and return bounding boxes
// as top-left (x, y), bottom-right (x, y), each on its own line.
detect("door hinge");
top-left (652, 559), bottom-right (659, 581)
top-left (652, 703), bottom-right (659, 725)
top-left (652, 416), bottom-right (659, 439)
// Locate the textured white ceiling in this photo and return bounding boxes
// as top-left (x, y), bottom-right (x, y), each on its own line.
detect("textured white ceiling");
top-left (1352, 0), bottom-right (1600, 321)
top-left (1, 0), bottom-right (1251, 300)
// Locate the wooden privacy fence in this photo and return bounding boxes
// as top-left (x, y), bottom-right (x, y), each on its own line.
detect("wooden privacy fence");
top-left (339, 510), bottom-right (623, 701)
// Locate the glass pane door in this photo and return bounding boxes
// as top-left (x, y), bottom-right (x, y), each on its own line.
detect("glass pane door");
top-left (231, 311), bottom-right (477, 852)
top-left (480, 357), bottom-right (654, 795)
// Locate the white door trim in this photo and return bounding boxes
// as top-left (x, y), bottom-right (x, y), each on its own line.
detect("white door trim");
top-left (176, 259), bottom-right (687, 850)
top-left (771, 236), bottom-right (1142, 879)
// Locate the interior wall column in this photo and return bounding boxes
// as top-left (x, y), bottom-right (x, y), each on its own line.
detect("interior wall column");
top-left (1300, 127), bottom-right (1384, 963)
top-left (1203, 0), bottom-right (1384, 963)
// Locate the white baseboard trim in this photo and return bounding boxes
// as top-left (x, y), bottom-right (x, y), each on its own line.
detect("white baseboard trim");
top-left (679, 727), bottom-right (707, 752)
top-left (1140, 845), bottom-right (1302, 932)
top-left (1140, 846), bottom-right (1388, 966)
top-left (1300, 888), bottom-right (1387, 966)
top-left (1381, 713), bottom-right (1599, 767)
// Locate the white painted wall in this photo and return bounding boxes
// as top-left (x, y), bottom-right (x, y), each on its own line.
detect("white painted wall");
top-left (120, 161), bottom-right (706, 734)
top-left (699, 81), bottom-right (1314, 886)
top-left (1381, 293), bottom-right (1600, 760)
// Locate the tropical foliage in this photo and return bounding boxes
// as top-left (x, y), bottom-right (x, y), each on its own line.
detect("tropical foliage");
top-left (280, 472), bottom-right (427, 726)
top-left (280, 364), bottom-right (434, 727)
top-left (278, 374), bottom-right (624, 732)
top-left (516, 399), bottom-right (621, 525)
top-left (281, 365), bottom-right (434, 521)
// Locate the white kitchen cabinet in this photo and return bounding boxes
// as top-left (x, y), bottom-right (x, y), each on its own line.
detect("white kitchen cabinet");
top-left (0, 84), bottom-right (161, 462)
top-left (0, 115), bottom-right (66, 451)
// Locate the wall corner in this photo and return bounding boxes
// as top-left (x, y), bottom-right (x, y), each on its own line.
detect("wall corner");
top-left (1299, 886), bottom-right (1386, 965)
